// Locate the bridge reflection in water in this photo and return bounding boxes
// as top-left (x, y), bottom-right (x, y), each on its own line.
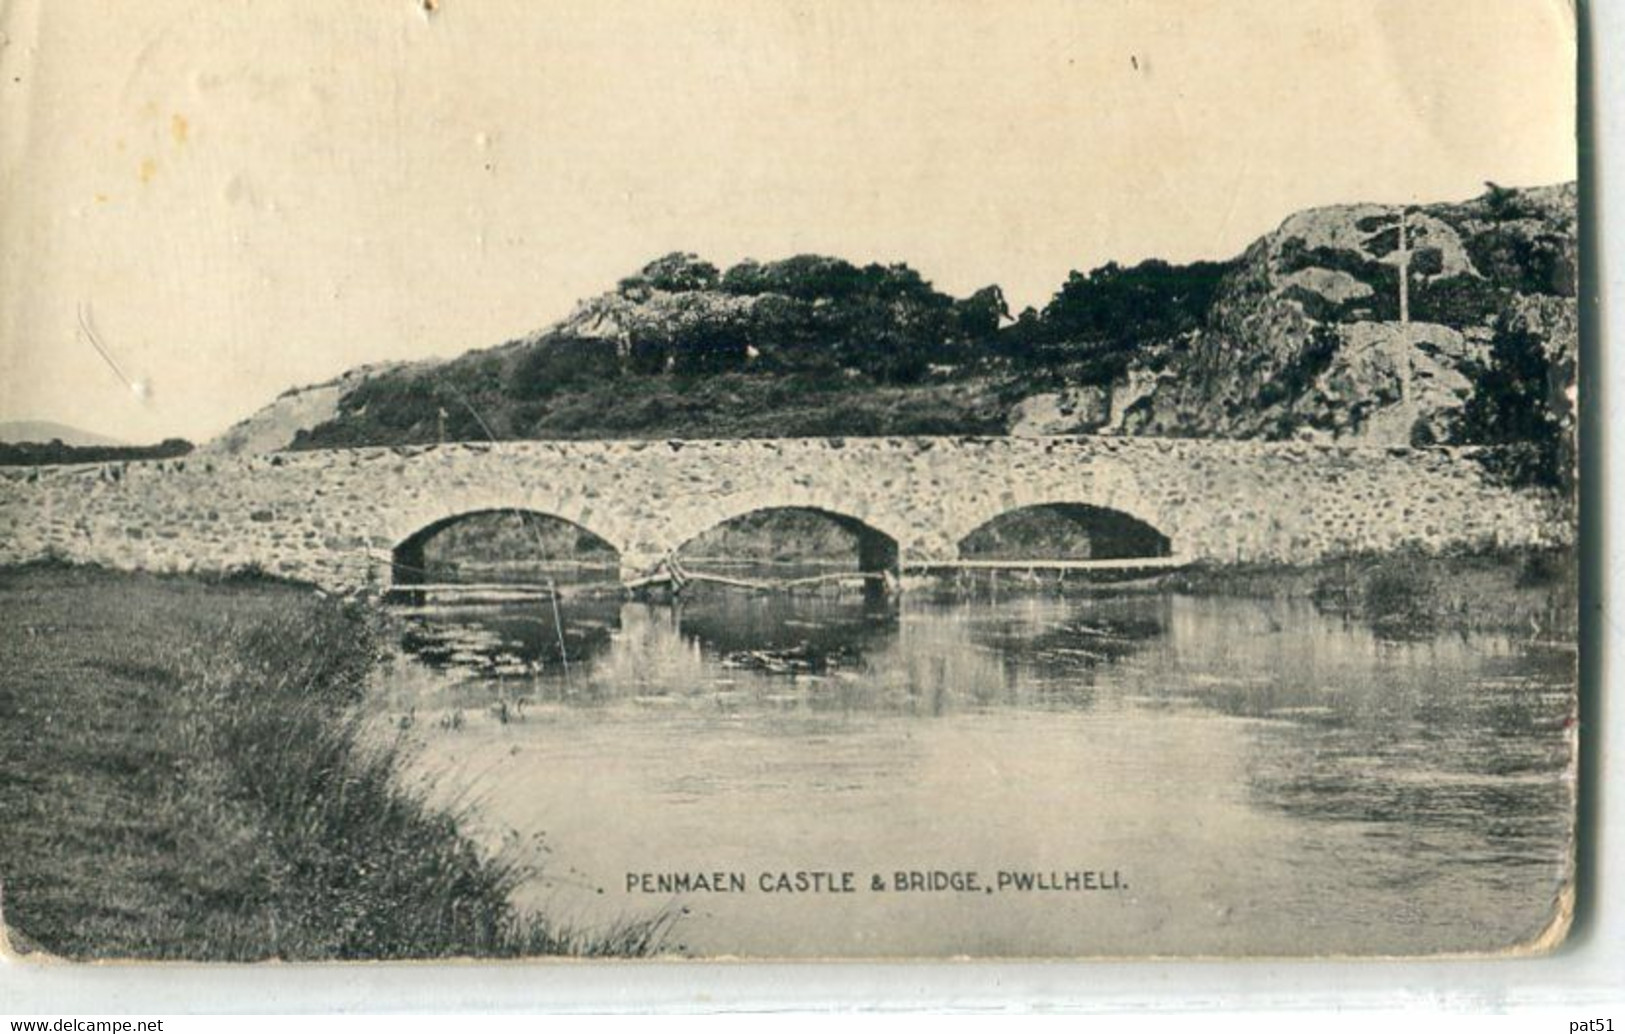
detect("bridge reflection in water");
top-left (371, 583), bottom-right (1573, 958)
top-left (386, 587), bottom-right (1169, 708)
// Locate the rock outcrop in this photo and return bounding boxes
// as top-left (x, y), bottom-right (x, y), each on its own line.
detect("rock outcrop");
top-left (1112, 182), bottom-right (1577, 448)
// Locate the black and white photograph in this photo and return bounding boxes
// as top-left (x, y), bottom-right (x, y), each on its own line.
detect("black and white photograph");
top-left (0, 0), bottom-right (1581, 965)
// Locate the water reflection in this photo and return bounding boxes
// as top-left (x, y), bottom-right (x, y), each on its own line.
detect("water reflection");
top-left (678, 592), bottom-right (897, 675)
top-left (393, 587), bottom-right (1170, 714)
top-left (398, 594), bottom-right (623, 676)
top-left (379, 583), bottom-right (1574, 957)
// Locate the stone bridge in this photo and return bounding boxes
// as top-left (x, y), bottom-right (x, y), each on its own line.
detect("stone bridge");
top-left (0, 436), bottom-right (1568, 592)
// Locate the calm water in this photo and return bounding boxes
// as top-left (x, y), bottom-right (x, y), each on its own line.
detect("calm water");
top-left (368, 582), bottom-right (1576, 958)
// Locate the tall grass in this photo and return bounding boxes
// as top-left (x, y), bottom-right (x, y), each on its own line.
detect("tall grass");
top-left (0, 564), bottom-right (667, 960)
top-left (1313, 547), bottom-right (1576, 641)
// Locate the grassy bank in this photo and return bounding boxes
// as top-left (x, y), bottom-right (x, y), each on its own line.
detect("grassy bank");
top-left (1165, 545), bottom-right (1577, 641)
top-left (0, 563), bottom-right (665, 960)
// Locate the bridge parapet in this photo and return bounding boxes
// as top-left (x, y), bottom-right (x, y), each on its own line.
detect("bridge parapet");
top-left (0, 436), bottom-right (1571, 591)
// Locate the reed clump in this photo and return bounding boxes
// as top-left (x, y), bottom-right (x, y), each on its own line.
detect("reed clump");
top-left (1356, 560), bottom-right (1441, 638)
top-left (1311, 547), bottom-right (1576, 641)
top-left (1167, 545), bottom-right (1576, 642)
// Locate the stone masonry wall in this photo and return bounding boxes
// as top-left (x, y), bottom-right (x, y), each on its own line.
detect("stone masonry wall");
top-left (0, 436), bottom-right (1571, 592)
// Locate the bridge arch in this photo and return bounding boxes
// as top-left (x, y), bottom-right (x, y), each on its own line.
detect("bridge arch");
top-left (936, 455), bottom-right (1187, 562)
top-left (390, 507), bottom-right (621, 586)
top-left (668, 504), bottom-right (903, 574)
top-left (956, 502), bottom-right (1173, 562)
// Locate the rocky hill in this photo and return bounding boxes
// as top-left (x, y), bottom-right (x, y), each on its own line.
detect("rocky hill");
top-left (1110, 182), bottom-right (1576, 452)
top-left (213, 182), bottom-right (1577, 486)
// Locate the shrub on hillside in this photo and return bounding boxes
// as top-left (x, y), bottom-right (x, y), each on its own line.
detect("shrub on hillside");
top-left (510, 336), bottom-right (623, 399)
top-left (995, 258), bottom-right (1231, 382)
top-left (1455, 316), bottom-right (1567, 491)
top-left (618, 252), bottom-right (719, 295)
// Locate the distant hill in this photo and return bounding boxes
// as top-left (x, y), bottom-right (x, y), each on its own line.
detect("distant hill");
top-left (0, 421), bottom-right (125, 447)
top-left (214, 181), bottom-right (1577, 489)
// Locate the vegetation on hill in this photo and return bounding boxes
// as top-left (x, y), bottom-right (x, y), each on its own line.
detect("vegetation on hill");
top-left (235, 184), bottom-right (1577, 490)
top-left (997, 259), bottom-right (1232, 382)
top-left (288, 251), bottom-right (1234, 448)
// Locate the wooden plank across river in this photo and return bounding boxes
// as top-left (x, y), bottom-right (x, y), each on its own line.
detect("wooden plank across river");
top-left (388, 555), bottom-right (1188, 601)
top-left (907, 556), bottom-right (1189, 572)
top-left (622, 570), bottom-right (887, 592)
top-left (383, 581), bottom-right (623, 601)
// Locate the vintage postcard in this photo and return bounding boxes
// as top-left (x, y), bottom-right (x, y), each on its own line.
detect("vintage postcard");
top-left (0, 0), bottom-right (1578, 962)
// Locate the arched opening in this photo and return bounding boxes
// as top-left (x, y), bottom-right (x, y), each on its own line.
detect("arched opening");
top-left (674, 506), bottom-right (900, 577)
top-left (957, 503), bottom-right (1171, 562)
top-left (391, 509), bottom-right (619, 588)
top-left (669, 505), bottom-right (900, 646)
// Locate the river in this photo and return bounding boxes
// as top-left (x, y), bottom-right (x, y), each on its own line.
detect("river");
top-left (367, 579), bottom-right (1575, 958)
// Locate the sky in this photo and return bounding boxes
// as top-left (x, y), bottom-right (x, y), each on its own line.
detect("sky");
top-left (0, 0), bottom-right (1577, 443)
